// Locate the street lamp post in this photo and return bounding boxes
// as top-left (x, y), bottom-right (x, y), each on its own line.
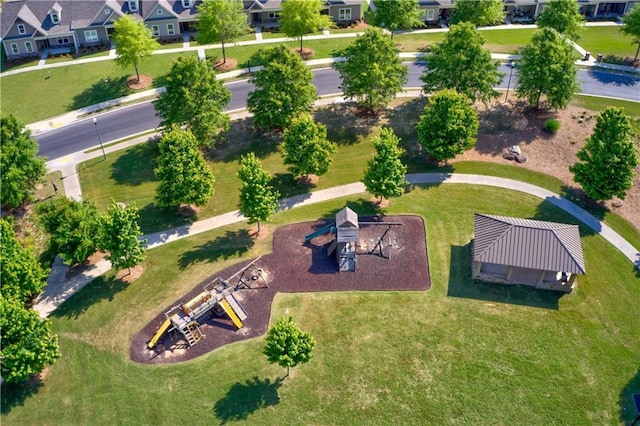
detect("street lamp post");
top-left (92, 117), bottom-right (106, 160)
top-left (505, 60), bottom-right (515, 103)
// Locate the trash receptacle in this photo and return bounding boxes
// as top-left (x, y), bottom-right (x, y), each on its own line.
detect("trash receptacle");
top-left (597, 53), bottom-right (603, 63)
top-left (584, 52), bottom-right (590, 61)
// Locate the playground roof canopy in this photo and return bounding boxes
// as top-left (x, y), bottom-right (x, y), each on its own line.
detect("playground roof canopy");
top-left (336, 207), bottom-right (358, 228)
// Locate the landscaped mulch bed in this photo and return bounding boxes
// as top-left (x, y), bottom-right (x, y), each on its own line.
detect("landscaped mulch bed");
top-left (130, 215), bottom-right (430, 364)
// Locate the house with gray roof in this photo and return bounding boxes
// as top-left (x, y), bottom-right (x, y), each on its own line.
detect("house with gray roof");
top-left (472, 213), bottom-right (586, 292)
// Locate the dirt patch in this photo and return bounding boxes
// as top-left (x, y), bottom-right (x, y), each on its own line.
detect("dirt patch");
top-left (292, 47), bottom-right (314, 60)
top-left (116, 264), bottom-right (144, 283)
top-left (130, 215), bottom-right (430, 364)
top-left (297, 174), bottom-right (319, 186)
top-left (126, 74), bottom-right (152, 90)
top-left (213, 58), bottom-right (237, 72)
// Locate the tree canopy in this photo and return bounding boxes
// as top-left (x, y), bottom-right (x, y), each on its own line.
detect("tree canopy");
top-left (281, 114), bottom-right (337, 180)
top-left (417, 89), bottom-right (479, 163)
top-left (97, 200), bottom-right (147, 274)
top-left (112, 14), bottom-right (159, 82)
top-left (421, 22), bottom-right (503, 103)
top-left (570, 108), bottom-right (638, 201)
top-left (154, 56), bottom-right (231, 147)
top-left (247, 45), bottom-right (317, 130)
top-left (237, 153), bottom-right (280, 234)
top-left (196, 0), bottom-right (250, 63)
top-left (536, 0), bottom-right (584, 41)
top-left (280, 0), bottom-right (333, 51)
top-left (363, 128), bottom-right (408, 203)
top-left (516, 28), bottom-right (579, 109)
top-left (154, 128), bottom-right (216, 208)
top-left (449, 0), bottom-right (504, 27)
top-left (264, 317), bottom-right (315, 377)
top-left (621, 4), bottom-right (640, 61)
top-left (1, 115), bottom-right (46, 209)
top-left (370, 0), bottom-right (423, 34)
top-left (335, 28), bottom-right (408, 111)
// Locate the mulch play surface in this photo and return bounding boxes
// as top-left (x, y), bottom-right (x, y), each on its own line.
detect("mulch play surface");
top-left (130, 215), bottom-right (430, 364)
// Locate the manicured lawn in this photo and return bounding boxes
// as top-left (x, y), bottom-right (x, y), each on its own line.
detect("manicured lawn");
top-left (2, 186), bottom-right (638, 424)
top-left (579, 26), bottom-right (637, 59)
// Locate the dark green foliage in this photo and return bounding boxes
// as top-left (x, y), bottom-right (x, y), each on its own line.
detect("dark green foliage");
top-left (37, 197), bottom-right (100, 265)
top-left (421, 22), bottom-right (503, 104)
top-left (621, 5), bottom-right (640, 61)
top-left (516, 28), bottom-right (579, 109)
top-left (570, 108), bottom-right (638, 201)
top-left (281, 0), bottom-right (333, 51)
top-left (0, 218), bottom-right (47, 305)
top-left (450, 0), bottom-right (505, 27)
top-left (154, 56), bottom-right (231, 147)
top-left (237, 153), bottom-right (280, 234)
top-left (417, 89), bottom-right (479, 163)
top-left (1, 115), bottom-right (46, 208)
top-left (154, 128), bottom-right (215, 208)
top-left (335, 28), bottom-right (408, 111)
top-left (370, 0), bottom-right (423, 33)
top-left (536, 0), bottom-right (584, 41)
top-left (281, 114), bottom-right (337, 179)
top-left (264, 317), bottom-right (315, 377)
top-left (363, 128), bottom-right (408, 203)
top-left (196, 0), bottom-right (250, 63)
top-left (543, 119), bottom-right (561, 134)
top-left (97, 200), bottom-right (147, 274)
top-left (247, 45), bottom-right (317, 130)
top-left (112, 14), bottom-right (159, 82)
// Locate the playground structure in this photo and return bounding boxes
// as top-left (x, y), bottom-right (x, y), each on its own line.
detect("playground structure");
top-left (147, 258), bottom-right (263, 350)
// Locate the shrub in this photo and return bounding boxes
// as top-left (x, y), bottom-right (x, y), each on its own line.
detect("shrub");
top-left (543, 119), bottom-right (561, 134)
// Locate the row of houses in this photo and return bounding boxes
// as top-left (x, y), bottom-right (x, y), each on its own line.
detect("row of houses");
top-left (1, 0), bottom-right (637, 61)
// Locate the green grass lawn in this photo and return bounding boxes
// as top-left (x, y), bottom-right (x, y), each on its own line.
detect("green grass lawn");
top-left (579, 26), bottom-right (637, 59)
top-left (2, 186), bottom-right (639, 424)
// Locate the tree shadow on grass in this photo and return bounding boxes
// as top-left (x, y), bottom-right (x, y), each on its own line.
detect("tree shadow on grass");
top-left (110, 139), bottom-right (159, 186)
top-left (384, 97), bottom-right (427, 142)
top-left (314, 103), bottom-right (377, 145)
top-left (324, 198), bottom-right (384, 219)
top-left (1, 377), bottom-right (43, 415)
top-left (619, 367), bottom-right (640, 425)
top-left (137, 203), bottom-right (195, 235)
top-left (211, 117), bottom-right (281, 164)
top-left (447, 244), bottom-right (563, 310)
top-left (69, 76), bottom-right (130, 111)
top-left (178, 229), bottom-right (254, 270)
top-left (213, 376), bottom-right (283, 424)
top-left (270, 172), bottom-right (311, 201)
top-left (49, 274), bottom-right (127, 319)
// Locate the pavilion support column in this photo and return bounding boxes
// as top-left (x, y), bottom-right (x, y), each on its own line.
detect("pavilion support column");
top-left (473, 261), bottom-right (482, 278)
top-left (537, 270), bottom-right (546, 285)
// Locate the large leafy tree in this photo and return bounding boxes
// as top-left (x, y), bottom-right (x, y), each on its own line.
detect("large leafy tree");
top-left (536, 0), bottom-right (584, 41)
top-left (154, 128), bottom-right (215, 208)
top-left (281, 0), bottom-right (333, 51)
top-left (0, 218), bottom-right (47, 305)
top-left (237, 153), bottom-right (280, 234)
top-left (196, 0), bottom-right (250, 63)
top-left (154, 56), bottom-right (231, 147)
top-left (97, 200), bottom-right (147, 275)
top-left (335, 28), bottom-right (408, 111)
top-left (264, 317), bottom-right (315, 377)
top-left (281, 114), bottom-right (338, 181)
top-left (421, 22), bottom-right (503, 104)
top-left (516, 28), bottom-right (579, 109)
top-left (1, 115), bottom-right (46, 209)
top-left (363, 128), bottom-right (408, 204)
top-left (247, 45), bottom-right (317, 130)
top-left (37, 197), bottom-right (100, 265)
top-left (449, 0), bottom-right (504, 27)
top-left (570, 108), bottom-right (638, 202)
top-left (370, 0), bottom-right (423, 35)
top-left (112, 15), bottom-right (159, 83)
top-left (621, 5), bottom-right (640, 61)
top-left (417, 89), bottom-right (479, 163)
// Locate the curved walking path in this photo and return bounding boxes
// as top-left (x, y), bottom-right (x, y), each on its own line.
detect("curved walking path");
top-left (33, 173), bottom-right (640, 318)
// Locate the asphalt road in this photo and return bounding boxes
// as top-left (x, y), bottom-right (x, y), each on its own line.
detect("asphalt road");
top-left (35, 63), bottom-right (640, 160)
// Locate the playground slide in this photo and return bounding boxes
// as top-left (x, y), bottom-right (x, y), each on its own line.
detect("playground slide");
top-left (304, 223), bottom-right (336, 241)
top-left (147, 318), bottom-right (171, 349)
top-left (219, 299), bottom-right (243, 329)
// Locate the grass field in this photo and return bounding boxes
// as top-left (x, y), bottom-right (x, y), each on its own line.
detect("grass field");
top-left (579, 26), bottom-right (637, 59)
top-left (1, 186), bottom-right (639, 424)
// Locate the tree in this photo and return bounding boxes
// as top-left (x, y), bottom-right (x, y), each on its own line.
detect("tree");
top-left (370, 0), bottom-right (423, 36)
top-left (0, 297), bottom-right (60, 384)
top-left (280, 0), bottom-right (333, 51)
top-left (0, 218), bottom-right (47, 306)
top-left (263, 317), bottom-right (315, 377)
top-left (570, 108), bottom-right (638, 202)
top-left (421, 22), bottom-right (503, 104)
top-left (247, 45), bottom-right (317, 130)
top-left (37, 197), bottom-right (100, 265)
top-left (335, 28), bottom-right (408, 111)
top-left (449, 0), bottom-right (504, 27)
top-left (417, 89), bottom-right (479, 163)
top-left (516, 28), bottom-right (579, 109)
top-left (154, 128), bottom-right (215, 208)
top-left (196, 0), bottom-right (250, 63)
top-left (154, 56), bottom-right (231, 147)
top-left (112, 14), bottom-right (159, 83)
top-left (1, 115), bottom-right (46, 209)
top-left (281, 114), bottom-right (338, 181)
top-left (97, 200), bottom-right (147, 275)
top-left (363, 128), bottom-right (408, 204)
top-left (621, 4), bottom-right (640, 61)
top-left (536, 0), bottom-right (584, 41)
top-left (237, 153), bottom-right (280, 234)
